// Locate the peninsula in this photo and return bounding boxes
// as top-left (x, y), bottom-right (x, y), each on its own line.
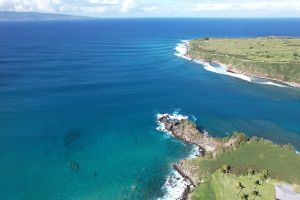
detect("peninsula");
top-left (187, 37), bottom-right (300, 87)
top-left (157, 113), bottom-right (300, 200)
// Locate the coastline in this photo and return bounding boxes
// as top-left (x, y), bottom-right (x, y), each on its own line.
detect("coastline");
top-left (156, 113), bottom-right (236, 199)
top-left (226, 64), bottom-right (300, 88)
top-left (156, 113), bottom-right (199, 200)
top-left (156, 39), bottom-right (300, 199)
top-left (156, 113), bottom-right (300, 200)
top-left (176, 40), bottom-right (300, 88)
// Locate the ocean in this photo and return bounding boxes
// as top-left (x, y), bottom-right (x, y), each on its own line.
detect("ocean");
top-left (0, 18), bottom-right (300, 200)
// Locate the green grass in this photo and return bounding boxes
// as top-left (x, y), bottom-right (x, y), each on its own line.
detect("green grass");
top-left (192, 175), bottom-right (216, 200)
top-left (185, 140), bottom-right (300, 185)
top-left (188, 37), bottom-right (300, 83)
top-left (191, 172), bottom-right (275, 200)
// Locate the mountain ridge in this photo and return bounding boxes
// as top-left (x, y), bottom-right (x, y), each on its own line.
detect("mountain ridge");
top-left (0, 11), bottom-right (92, 21)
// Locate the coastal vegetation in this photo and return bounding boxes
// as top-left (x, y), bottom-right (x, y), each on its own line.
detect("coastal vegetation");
top-left (157, 113), bottom-right (300, 200)
top-left (184, 138), bottom-right (300, 185)
top-left (191, 172), bottom-right (275, 200)
top-left (187, 37), bottom-right (300, 85)
top-left (183, 138), bottom-right (300, 199)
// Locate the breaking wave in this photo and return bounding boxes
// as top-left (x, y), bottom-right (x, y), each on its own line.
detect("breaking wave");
top-left (175, 40), bottom-right (287, 88)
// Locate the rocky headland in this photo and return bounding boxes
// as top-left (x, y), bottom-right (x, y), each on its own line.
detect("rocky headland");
top-left (157, 113), bottom-right (238, 199)
top-left (157, 113), bottom-right (300, 200)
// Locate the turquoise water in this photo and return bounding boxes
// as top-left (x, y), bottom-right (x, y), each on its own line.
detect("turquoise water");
top-left (0, 19), bottom-right (300, 199)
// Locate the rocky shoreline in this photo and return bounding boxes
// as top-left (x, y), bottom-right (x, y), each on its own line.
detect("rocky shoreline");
top-left (173, 163), bottom-right (195, 200)
top-left (194, 57), bottom-right (300, 88)
top-left (157, 113), bottom-right (220, 155)
top-left (156, 113), bottom-right (237, 200)
top-left (180, 40), bottom-right (300, 88)
top-left (225, 64), bottom-right (300, 88)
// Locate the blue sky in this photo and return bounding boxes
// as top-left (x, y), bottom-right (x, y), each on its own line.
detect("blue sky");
top-left (0, 0), bottom-right (299, 18)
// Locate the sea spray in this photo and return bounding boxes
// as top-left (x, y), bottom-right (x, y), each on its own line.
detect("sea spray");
top-left (174, 40), bottom-right (192, 61)
top-left (157, 170), bottom-right (192, 200)
top-left (156, 112), bottom-right (197, 200)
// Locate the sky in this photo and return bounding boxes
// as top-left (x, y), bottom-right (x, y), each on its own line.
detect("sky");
top-left (0, 0), bottom-right (300, 18)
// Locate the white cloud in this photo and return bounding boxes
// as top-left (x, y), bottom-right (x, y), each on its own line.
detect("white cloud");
top-left (0, 0), bottom-right (299, 17)
top-left (142, 6), bottom-right (158, 13)
top-left (58, 4), bottom-right (107, 15)
top-left (0, 0), bottom-right (59, 13)
top-left (0, 0), bottom-right (108, 15)
top-left (121, 0), bottom-right (135, 13)
top-left (88, 0), bottom-right (120, 5)
top-left (192, 1), bottom-right (300, 13)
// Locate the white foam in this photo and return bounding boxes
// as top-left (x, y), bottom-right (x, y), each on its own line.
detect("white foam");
top-left (195, 59), bottom-right (290, 87)
top-left (156, 112), bottom-right (199, 200)
top-left (201, 59), bottom-right (290, 87)
top-left (158, 169), bottom-right (192, 200)
top-left (174, 40), bottom-right (192, 61)
top-left (251, 78), bottom-right (287, 88)
top-left (191, 115), bottom-right (197, 122)
top-left (156, 112), bottom-right (188, 136)
top-left (188, 144), bottom-right (202, 159)
top-left (195, 59), bottom-right (252, 82)
top-left (175, 40), bottom-right (288, 88)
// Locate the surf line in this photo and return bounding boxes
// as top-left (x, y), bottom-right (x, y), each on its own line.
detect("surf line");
top-left (174, 40), bottom-right (287, 88)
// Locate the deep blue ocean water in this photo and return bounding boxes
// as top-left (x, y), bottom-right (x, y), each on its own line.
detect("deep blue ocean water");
top-left (0, 19), bottom-right (300, 200)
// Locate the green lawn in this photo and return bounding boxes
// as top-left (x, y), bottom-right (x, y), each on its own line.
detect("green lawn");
top-left (185, 140), bottom-right (300, 185)
top-left (188, 37), bottom-right (300, 83)
top-left (191, 172), bottom-right (275, 200)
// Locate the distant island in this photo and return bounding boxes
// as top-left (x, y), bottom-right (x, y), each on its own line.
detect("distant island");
top-left (187, 37), bottom-right (300, 87)
top-left (157, 113), bottom-right (300, 200)
top-left (0, 11), bottom-right (90, 22)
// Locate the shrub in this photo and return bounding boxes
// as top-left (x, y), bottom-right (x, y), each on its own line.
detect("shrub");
top-left (205, 151), bottom-right (213, 159)
top-left (232, 132), bottom-right (248, 148)
top-left (250, 136), bottom-right (260, 142)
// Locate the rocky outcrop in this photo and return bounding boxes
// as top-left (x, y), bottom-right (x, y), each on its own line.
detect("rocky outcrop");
top-left (157, 113), bottom-right (239, 200)
top-left (157, 114), bottom-right (220, 155)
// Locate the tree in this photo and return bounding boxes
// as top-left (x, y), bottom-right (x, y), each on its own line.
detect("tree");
top-left (251, 190), bottom-right (260, 200)
top-left (248, 168), bottom-right (255, 180)
top-left (253, 180), bottom-right (260, 190)
top-left (260, 169), bottom-right (270, 185)
top-left (240, 193), bottom-right (249, 200)
top-left (236, 182), bottom-right (245, 196)
top-left (221, 164), bottom-right (230, 178)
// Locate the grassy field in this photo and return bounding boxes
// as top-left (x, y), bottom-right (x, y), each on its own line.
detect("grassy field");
top-left (188, 37), bottom-right (300, 84)
top-left (191, 172), bottom-right (275, 200)
top-left (184, 139), bottom-right (300, 185)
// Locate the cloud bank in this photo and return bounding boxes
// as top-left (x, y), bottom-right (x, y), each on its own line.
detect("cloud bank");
top-left (0, 0), bottom-right (299, 17)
